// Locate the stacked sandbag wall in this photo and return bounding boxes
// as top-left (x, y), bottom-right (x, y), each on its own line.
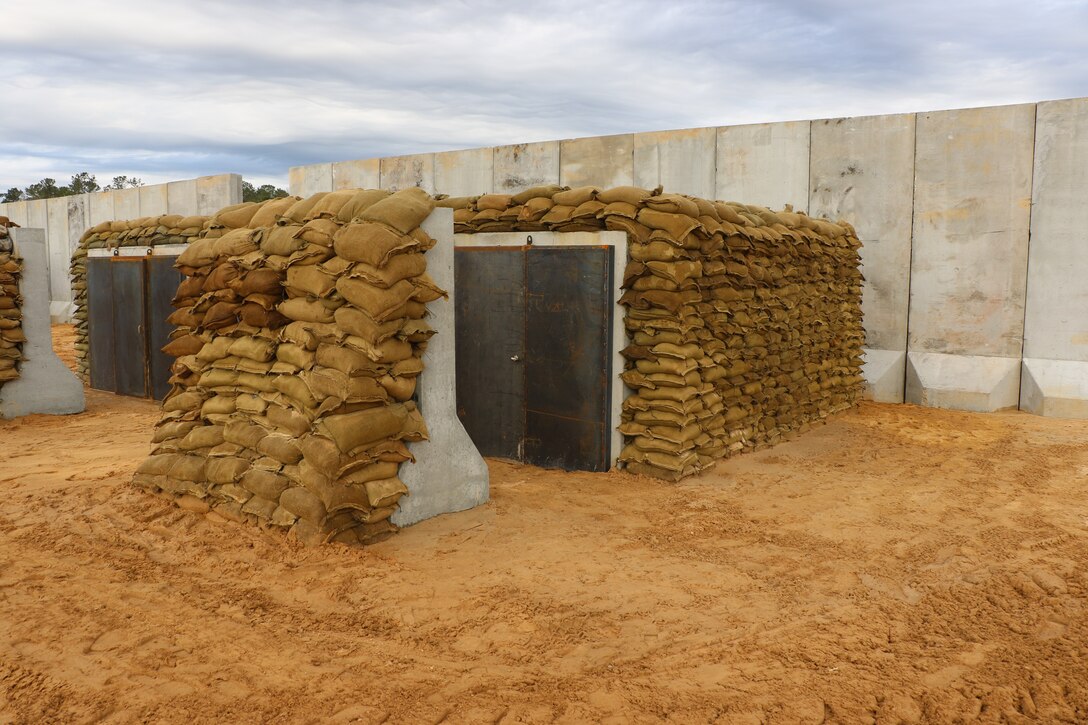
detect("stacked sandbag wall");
top-left (438, 184), bottom-right (864, 480)
top-left (70, 213), bottom-right (214, 382)
top-left (0, 218), bottom-right (23, 388)
top-left (129, 188), bottom-right (443, 546)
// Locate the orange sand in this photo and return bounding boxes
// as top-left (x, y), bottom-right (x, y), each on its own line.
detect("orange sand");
top-left (0, 328), bottom-right (1085, 723)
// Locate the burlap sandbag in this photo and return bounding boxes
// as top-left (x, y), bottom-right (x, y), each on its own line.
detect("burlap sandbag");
top-left (357, 187), bottom-right (435, 233)
top-left (333, 223), bottom-right (419, 267)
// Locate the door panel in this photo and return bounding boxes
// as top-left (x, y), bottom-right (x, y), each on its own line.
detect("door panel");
top-left (524, 247), bottom-right (613, 471)
top-left (111, 258), bottom-right (148, 398)
top-left (454, 247), bottom-right (527, 459)
top-left (86, 257), bottom-right (116, 392)
top-left (148, 256), bottom-right (183, 400)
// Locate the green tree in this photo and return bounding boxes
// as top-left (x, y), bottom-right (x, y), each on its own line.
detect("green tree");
top-left (24, 178), bottom-right (67, 200)
top-left (105, 175), bottom-right (144, 190)
top-left (1, 188), bottom-right (24, 203)
top-left (67, 172), bottom-right (101, 195)
top-left (242, 181), bottom-right (289, 203)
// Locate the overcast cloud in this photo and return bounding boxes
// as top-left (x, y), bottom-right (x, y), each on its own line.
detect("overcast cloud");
top-left (1, 0), bottom-right (1085, 190)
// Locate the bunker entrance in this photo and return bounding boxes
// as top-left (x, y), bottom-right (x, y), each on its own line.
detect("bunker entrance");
top-left (87, 251), bottom-right (182, 400)
top-left (455, 244), bottom-right (614, 471)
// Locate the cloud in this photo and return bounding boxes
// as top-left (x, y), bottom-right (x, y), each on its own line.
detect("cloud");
top-left (0, 0), bottom-right (1084, 190)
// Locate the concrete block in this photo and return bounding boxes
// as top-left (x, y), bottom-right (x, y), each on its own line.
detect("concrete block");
top-left (1020, 358), bottom-right (1088, 419)
top-left (332, 158), bottom-right (380, 191)
top-left (139, 184), bottom-right (170, 217)
top-left (493, 141), bottom-right (560, 193)
top-left (293, 162), bottom-right (333, 197)
top-left (861, 348), bottom-right (906, 404)
top-left (0, 201), bottom-right (28, 228)
top-left (715, 121), bottom-right (810, 211)
top-left (196, 174), bottom-right (242, 216)
top-left (810, 113), bottom-right (915, 353)
top-left (167, 180), bottom-right (198, 215)
top-left (905, 351), bottom-right (1020, 412)
top-left (114, 187), bottom-right (140, 220)
top-left (393, 208), bottom-right (489, 526)
top-left (435, 147), bottom-right (493, 197)
top-left (88, 190), bottom-right (115, 226)
top-left (1023, 97), bottom-right (1088, 362)
top-left (908, 104), bottom-right (1035, 358)
top-left (0, 229), bottom-right (85, 419)
top-left (633, 127), bottom-right (716, 198)
top-left (380, 153), bottom-right (435, 193)
top-left (560, 134), bottom-right (634, 189)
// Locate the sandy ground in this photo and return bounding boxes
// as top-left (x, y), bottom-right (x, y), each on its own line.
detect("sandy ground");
top-left (0, 328), bottom-right (1086, 723)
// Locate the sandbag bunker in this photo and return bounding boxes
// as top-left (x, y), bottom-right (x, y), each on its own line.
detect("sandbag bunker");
top-left (129, 189), bottom-right (446, 546)
top-left (445, 185), bottom-right (865, 480)
top-left (0, 218), bottom-right (24, 388)
top-left (77, 183), bottom-right (862, 546)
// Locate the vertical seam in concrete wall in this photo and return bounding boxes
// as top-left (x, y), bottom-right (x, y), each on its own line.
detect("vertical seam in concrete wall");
top-left (902, 112), bottom-right (921, 395)
top-left (1017, 103), bottom-right (1040, 410)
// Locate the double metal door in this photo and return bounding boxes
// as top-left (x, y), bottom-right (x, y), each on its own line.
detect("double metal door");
top-left (455, 245), bottom-right (613, 471)
top-left (87, 255), bottom-right (181, 400)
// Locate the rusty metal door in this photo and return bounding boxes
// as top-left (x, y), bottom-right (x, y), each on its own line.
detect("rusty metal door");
top-left (86, 257), bottom-right (117, 392)
top-left (111, 258), bottom-right (149, 398)
top-left (454, 244), bottom-right (613, 471)
top-left (524, 246), bottom-right (613, 471)
top-left (455, 247), bottom-right (526, 459)
top-left (148, 256), bottom-right (182, 400)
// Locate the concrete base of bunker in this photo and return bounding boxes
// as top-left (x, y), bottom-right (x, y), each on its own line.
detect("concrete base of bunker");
top-left (0, 228), bottom-right (85, 419)
top-left (393, 209), bottom-right (489, 526)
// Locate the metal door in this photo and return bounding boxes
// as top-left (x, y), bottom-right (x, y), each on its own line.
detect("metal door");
top-left (111, 258), bottom-right (149, 397)
top-left (524, 247), bottom-right (613, 471)
top-left (454, 245), bottom-right (613, 471)
top-left (148, 256), bottom-right (182, 400)
top-left (455, 247), bottom-right (526, 459)
top-left (86, 257), bottom-right (117, 392)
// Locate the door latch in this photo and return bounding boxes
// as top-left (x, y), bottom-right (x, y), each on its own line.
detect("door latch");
top-left (510, 355), bottom-right (521, 362)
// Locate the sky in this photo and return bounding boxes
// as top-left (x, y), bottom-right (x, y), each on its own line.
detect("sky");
top-left (2, 0), bottom-right (1086, 191)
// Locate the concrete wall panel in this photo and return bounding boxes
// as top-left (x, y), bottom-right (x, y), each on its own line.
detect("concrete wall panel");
top-left (811, 114), bottom-right (915, 352)
top-left (380, 153), bottom-right (435, 193)
top-left (87, 190), bottom-right (115, 226)
top-left (493, 141), bottom-right (560, 193)
top-left (290, 163), bottom-right (332, 197)
top-left (1, 201), bottom-right (29, 228)
top-left (716, 121), bottom-right (810, 211)
top-left (1023, 98), bottom-right (1088, 362)
top-left (560, 134), bottom-right (634, 189)
top-left (332, 158), bottom-right (380, 191)
top-left (114, 187), bottom-right (141, 220)
top-left (435, 147), bottom-right (493, 197)
top-left (26, 199), bottom-right (47, 233)
top-left (167, 180), bottom-right (198, 215)
top-left (633, 127), bottom-right (716, 199)
top-left (66, 195), bottom-right (87, 253)
top-left (908, 104), bottom-right (1035, 359)
top-left (45, 197), bottom-right (70, 301)
top-left (196, 174), bottom-right (241, 215)
top-left (139, 184), bottom-right (169, 217)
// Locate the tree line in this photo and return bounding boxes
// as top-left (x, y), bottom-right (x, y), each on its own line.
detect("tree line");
top-left (2, 173), bottom-right (287, 204)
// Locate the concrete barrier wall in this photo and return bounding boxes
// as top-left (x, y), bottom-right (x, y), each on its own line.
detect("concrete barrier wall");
top-left (1021, 97), bottom-right (1088, 417)
top-left (0, 174), bottom-right (241, 318)
top-left (906, 104), bottom-right (1035, 411)
top-left (282, 96), bottom-right (1085, 418)
top-left (810, 113), bottom-right (916, 404)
